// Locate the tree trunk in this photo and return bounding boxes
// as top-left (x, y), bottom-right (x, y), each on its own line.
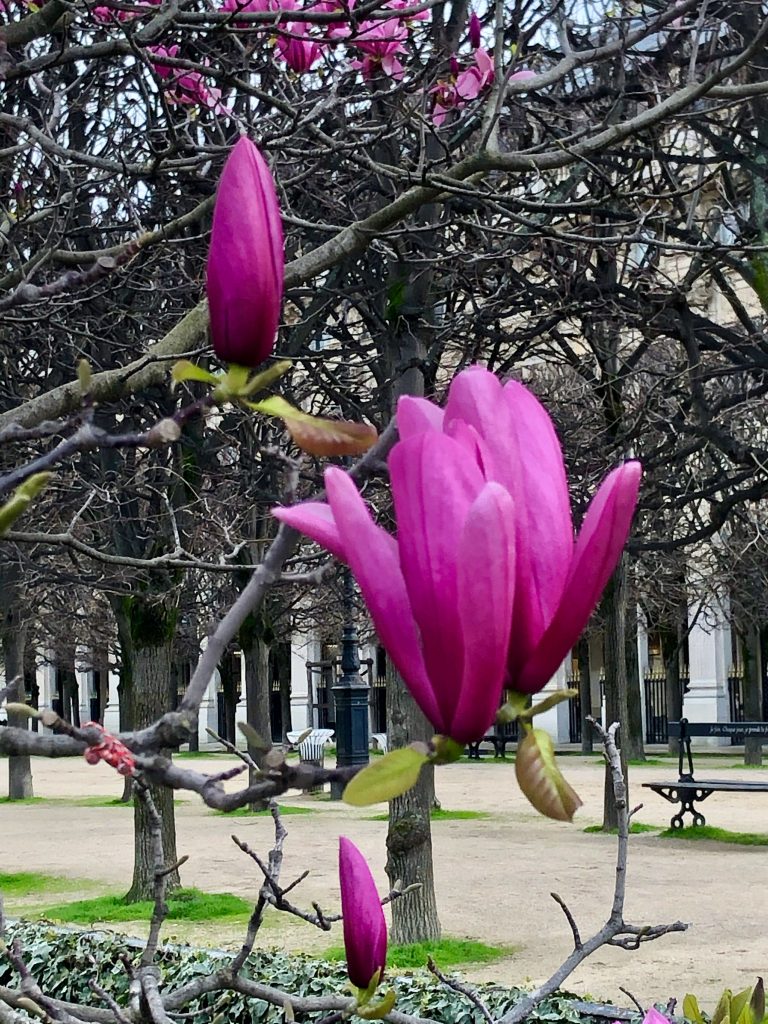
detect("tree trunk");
top-left (602, 557), bottom-right (630, 831)
top-left (218, 649), bottom-right (240, 745)
top-left (111, 596), bottom-right (135, 802)
top-left (577, 635), bottom-right (593, 754)
top-left (241, 623), bottom-right (272, 769)
top-left (385, 662), bottom-right (441, 944)
top-left (121, 596), bottom-right (180, 902)
top-left (742, 629), bottom-right (763, 767)
top-left (5, 617), bottom-right (32, 800)
top-left (1, 561), bottom-right (33, 800)
top-left (60, 664), bottom-right (80, 728)
top-left (624, 597), bottom-right (645, 761)
top-left (661, 626), bottom-right (683, 756)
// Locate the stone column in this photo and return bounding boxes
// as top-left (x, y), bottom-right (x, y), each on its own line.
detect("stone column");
top-left (684, 593), bottom-right (730, 746)
top-left (103, 666), bottom-right (121, 733)
top-left (531, 657), bottom-right (572, 743)
top-left (290, 632), bottom-right (320, 732)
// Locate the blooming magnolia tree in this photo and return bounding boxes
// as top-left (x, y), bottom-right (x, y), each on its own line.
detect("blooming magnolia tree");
top-left (3, 0), bottom-right (768, 1018)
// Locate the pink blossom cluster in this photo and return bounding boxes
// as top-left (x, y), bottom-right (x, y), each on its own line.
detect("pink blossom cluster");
top-left (147, 45), bottom-right (229, 114)
top-left (218, 0), bottom-right (427, 78)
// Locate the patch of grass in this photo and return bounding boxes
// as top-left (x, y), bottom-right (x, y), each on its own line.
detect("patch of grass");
top-left (659, 825), bottom-right (768, 846)
top-left (592, 757), bottom-right (672, 768)
top-left (583, 822), bottom-right (662, 835)
top-left (215, 804), bottom-right (314, 817)
top-left (41, 888), bottom-right (253, 924)
top-left (0, 796), bottom-right (49, 805)
top-left (0, 872), bottom-right (88, 899)
top-left (324, 938), bottom-right (514, 969)
top-left (366, 808), bottom-right (490, 822)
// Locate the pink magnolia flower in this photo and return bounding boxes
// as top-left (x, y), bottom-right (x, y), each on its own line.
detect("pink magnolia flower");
top-left (397, 367), bottom-right (642, 695)
top-left (339, 837), bottom-right (387, 990)
top-left (220, 0), bottom-right (276, 25)
top-left (385, 0), bottom-right (429, 21)
top-left (274, 408), bottom-right (517, 744)
top-left (275, 367), bottom-right (640, 741)
top-left (276, 22), bottom-right (324, 72)
top-left (350, 18), bottom-right (408, 79)
top-left (467, 10), bottom-right (481, 47)
top-left (147, 45), bottom-right (227, 112)
top-left (431, 47), bottom-right (494, 125)
top-left (206, 137), bottom-right (284, 368)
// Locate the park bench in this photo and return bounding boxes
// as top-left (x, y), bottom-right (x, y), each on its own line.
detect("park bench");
top-left (642, 718), bottom-right (768, 829)
top-left (466, 722), bottom-right (518, 759)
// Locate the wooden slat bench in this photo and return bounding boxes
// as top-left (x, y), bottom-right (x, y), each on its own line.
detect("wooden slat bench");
top-left (642, 718), bottom-right (768, 829)
top-left (466, 722), bottom-right (518, 759)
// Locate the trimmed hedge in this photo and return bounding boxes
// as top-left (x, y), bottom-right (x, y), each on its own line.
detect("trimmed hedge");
top-left (2, 921), bottom-right (601, 1024)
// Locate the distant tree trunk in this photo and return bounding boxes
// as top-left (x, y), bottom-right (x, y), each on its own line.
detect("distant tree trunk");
top-left (577, 635), bottom-right (593, 754)
top-left (661, 625), bottom-right (683, 756)
top-left (121, 595), bottom-right (180, 902)
top-left (742, 629), bottom-right (763, 767)
top-left (624, 596), bottom-right (645, 761)
top-left (385, 662), bottom-right (441, 944)
top-left (241, 613), bottom-right (272, 781)
top-left (59, 660), bottom-right (80, 728)
top-left (274, 641), bottom-right (292, 743)
top-left (5, 615), bottom-right (32, 800)
top-left (1, 561), bottom-right (33, 800)
top-left (602, 557), bottom-right (630, 831)
top-left (111, 597), bottom-right (135, 802)
top-left (218, 649), bottom-right (240, 745)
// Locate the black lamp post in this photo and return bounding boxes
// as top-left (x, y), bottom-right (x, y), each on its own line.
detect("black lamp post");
top-left (330, 563), bottom-right (370, 799)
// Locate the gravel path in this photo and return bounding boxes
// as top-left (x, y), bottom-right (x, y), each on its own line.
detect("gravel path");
top-left (2, 751), bottom-right (767, 1008)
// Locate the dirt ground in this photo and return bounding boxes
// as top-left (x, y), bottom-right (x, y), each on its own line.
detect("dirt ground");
top-left (2, 750), bottom-right (767, 1009)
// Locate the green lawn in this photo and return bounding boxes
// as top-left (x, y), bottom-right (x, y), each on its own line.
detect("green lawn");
top-left (366, 809), bottom-right (490, 822)
top-left (41, 887), bottom-right (253, 924)
top-left (583, 822), bottom-right (662, 835)
top-left (215, 804), bottom-right (314, 817)
top-left (323, 937), bottom-right (515, 969)
top-left (0, 871), bottom-right (89, 899)
top-left (659, 825), bottom-right (768, 846)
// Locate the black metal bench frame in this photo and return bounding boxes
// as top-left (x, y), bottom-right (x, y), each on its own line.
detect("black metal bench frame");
top-left (642, 718), bottom-right (768, 829)
top-left (466, 726), bottom-right (517, 759)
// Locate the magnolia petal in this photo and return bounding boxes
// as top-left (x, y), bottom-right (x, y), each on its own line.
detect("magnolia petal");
top-left (451, 483), bottom-right (516, 743)
top-left (396, 395), bottom-right (445, 440)
top-left (324, 468), bottom-right (441, 727)
top-left (502, 380), bottom-right (574, 672)
top-left (272, 501), bottom-right (346, 561)
top-left (390, 433), bottom-right (485, 730)
top-left (339, 837), bottom-right (387, 990)
top-left (516, 461), bottom-right (641, 694)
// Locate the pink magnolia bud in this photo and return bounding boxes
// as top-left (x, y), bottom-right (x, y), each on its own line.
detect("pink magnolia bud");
top-left (449, 54), bottom-right (459, 76)
top-left (468, 11), bottom-right (481, 48)
top-left (206, 137), bottom-right (284, 368)
top-left (339, 837), bottom-right (387, 990)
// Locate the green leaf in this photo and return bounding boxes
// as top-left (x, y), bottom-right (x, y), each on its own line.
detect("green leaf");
top-left (0, 472), bottom-right (52, 536)
top-left (241, 359), bottom-right (292, 397)
top-left (249, 395), bottom-right (378, 456)
top-left (712, 990), bottom-right (733, 1024)
top-left (684, 995), bottom-right (704, 1024)
top-left (171, 360), bottom-right (220, 388)
top-left (733, 988), bottom-right (754, 1024)
top-left (515, 728), bottom-right (583, 822)
top-left (343, 747), bottom-right (428, 806)
top-left (522, 689), bottom-right (578, 720)
top-left (357, 989), bottom-right (396, 1019)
